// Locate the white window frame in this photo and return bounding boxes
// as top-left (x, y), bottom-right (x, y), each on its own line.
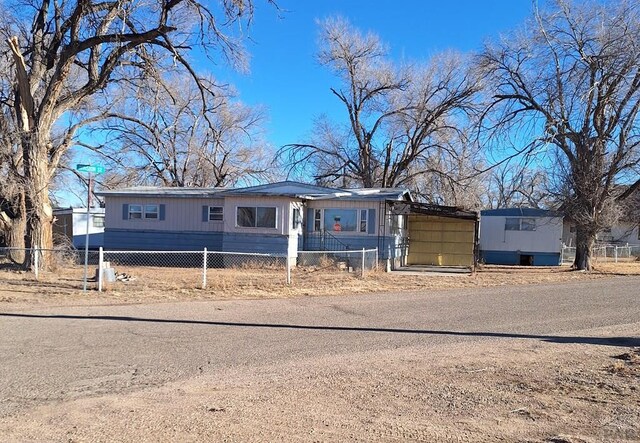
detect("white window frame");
top-left (208, 206), bottom-right (224, 222)
top-left (128, 204), bottom-right (143, 220)
top-left (144, 204), bottom-right (159, 220)
top-left (236, 206), bottom-right (278, 229)
top-left (93, 215), bottom-right (105, 228)
top-left (312, 208), bottom-right (373, 234)
top-left (360, 209), bottom-right (368, 233)
top-left (292, 207), bottom-right (301, 229)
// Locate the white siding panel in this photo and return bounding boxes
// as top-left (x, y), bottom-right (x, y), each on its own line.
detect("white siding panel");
top-left (479, 216), bottom-right (563, 253)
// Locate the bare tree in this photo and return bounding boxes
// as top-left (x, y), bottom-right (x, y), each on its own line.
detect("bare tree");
top-left (1, 0), bottom-right (270, 268)
top-left (484, 162), bottom-right (551, 209)
top-left (84, 76), bottom-right (272, 188)
top-left (279, 17), bottom-right (481, 193)
top-left (479, 0), bottom-right (640, 270)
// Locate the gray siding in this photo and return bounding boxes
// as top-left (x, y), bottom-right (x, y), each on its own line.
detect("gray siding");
top-left (105, 196), bottom-right (225, 232)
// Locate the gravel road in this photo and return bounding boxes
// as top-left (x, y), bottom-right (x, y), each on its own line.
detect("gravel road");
top-left (1, 276), bottom-right (639, 441)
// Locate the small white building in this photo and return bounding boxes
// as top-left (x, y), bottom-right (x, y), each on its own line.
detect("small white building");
top-left (563, 221), bottom-right (640, 247)
top-left (53, 207), bottom-right (105, 249)
top-left (479, 208), bottom-right (563, 266)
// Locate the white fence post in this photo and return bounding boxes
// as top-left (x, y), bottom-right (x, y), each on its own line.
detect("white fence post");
top-left (361, 248), bottom-right (365, 278)
top-left (614, 246), bottom-right (618, 263)
top-left (98, 247), bottom-right (104, 292)
top-left (33, 245), bottom-right (39, 280)
top-left (202, 247), bottom-right (207, 289)
top-left (286, 255), bottom-right (291, 285)
top-left (375, 248), bottom-right (379, 271)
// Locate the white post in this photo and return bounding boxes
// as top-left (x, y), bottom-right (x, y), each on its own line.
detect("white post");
top-left (98, 247), bottom-right (104, 292)
top-left (375, 248), bottom-right (379, 271)
top-left (286, 254), bottom-right (291, 285)
top-left (202, 247), bottom-right (207, 289)
top-left (33, 245), bottom-right (39, 280)
top-left (361, 248), bottom-right (365, 278)
top-left (614, 246), bottom-right (618, 263)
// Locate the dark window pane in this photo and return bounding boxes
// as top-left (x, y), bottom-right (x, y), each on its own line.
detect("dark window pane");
top-left (209, 206), bottom-right (223, 221)
top-left (505, 218), bottom-right (520, 231)
top-left (237, 207), bottom-right (256, 227)
top-left (257, 207), bottom-right (276, 228)
top-left (521, 218), bottom-right (536, 231)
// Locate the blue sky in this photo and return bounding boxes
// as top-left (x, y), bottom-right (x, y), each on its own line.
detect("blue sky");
top-left (212, 0), bottom-right (536, 149)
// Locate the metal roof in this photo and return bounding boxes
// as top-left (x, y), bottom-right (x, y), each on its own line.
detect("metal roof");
top-left (390, 201), bottom-right (478, 220)
top-left (97, 181), bottom-right (412, 201)
top-left (480, 208), bottom-right (562, 217)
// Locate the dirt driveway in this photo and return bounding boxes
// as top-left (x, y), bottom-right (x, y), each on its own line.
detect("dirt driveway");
top-left (1, 277), bottom-right (639, 442)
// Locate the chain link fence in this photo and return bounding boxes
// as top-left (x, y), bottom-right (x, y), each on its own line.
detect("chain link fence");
top-left (562, 244), bottom-right (640, 264)
top-left (0, 246), bottom-right (379, 292)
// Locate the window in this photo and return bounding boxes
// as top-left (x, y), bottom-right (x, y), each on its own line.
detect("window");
top-left (520, 218), bottom-right (536, 231)
top-left (505, 218), bottom-right (536, 231)
top-left (128, 204), bottom-right (142, 219)
top-left (144, 205), bottom-right (159, 219)
top-left (237, 206), bottom-right (277, 228)
top-left (208, 206), bottom-right (223, 221)
top-left (292, 207), bottom-right (301, 229)
top-left (360, 209), bottom-right (368, 233)
top-left (314, 209), bottom-right (322, 231)
top-left (324, 209), bottom-right (357, 232)
top-left (93, 215), bottom-right (105, 228)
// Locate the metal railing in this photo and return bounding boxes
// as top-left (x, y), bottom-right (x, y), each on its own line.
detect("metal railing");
top-left (303, 229), bottom-right (352, 251)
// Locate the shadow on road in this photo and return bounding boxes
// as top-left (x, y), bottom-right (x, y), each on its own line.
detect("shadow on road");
top-left (1, 312), bottom-right (638, 347)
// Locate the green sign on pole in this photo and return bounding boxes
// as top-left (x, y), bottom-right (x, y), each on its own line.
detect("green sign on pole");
top-left (76, 164), bottom-right (106, 174)
top-left (76, 163), bottom-right (106, 292)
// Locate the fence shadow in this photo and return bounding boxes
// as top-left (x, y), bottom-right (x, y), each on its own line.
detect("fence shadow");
top-left (1, 312), bottom-right (638, 348)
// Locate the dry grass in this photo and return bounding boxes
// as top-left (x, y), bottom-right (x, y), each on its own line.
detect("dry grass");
top-left (0, 261), bottom-right (639, 306)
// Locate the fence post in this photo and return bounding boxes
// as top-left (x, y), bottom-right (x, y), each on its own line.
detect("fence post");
top-left (361, 248), bottom-right (365, 278)
top-left (286, 255), bottom-right (291, 285)
top-left (614, 246), bottom-right (618, 263)
top-left (202, 247), bottom-right (207, 289)
top-left (98, 247), bottom-right (104, 292)
top-left (375, 248), bottom-right (379, 271)
top-left (33, 245), bottom-right (39, 280)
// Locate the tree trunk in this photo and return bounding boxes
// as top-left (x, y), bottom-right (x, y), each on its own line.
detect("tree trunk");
top-left (573, 227), bottom-right (595, 271)
top-left (4, 192), bottom-right (27, 265)
top-left (23, 132), bottom-right (54, 270)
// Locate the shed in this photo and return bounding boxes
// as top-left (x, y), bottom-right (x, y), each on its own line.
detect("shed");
top-left (53, 207), bottom-right (105, 249)
top-left (388, 202), bottom-right (479, 269)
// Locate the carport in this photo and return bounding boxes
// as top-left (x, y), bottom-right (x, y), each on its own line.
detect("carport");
top-left (389, 202), bottom-right (479, 270)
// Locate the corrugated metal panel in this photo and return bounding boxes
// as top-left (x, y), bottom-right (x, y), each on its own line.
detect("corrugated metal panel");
top-left (407, 215), bottom-right (475, 267)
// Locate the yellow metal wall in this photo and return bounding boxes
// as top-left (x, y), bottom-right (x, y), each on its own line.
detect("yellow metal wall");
top-left (407, 215), bottom-right (475, 267)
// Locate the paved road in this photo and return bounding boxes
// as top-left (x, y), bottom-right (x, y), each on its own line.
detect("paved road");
top-left (1, 277), bottom-right (639, 417)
